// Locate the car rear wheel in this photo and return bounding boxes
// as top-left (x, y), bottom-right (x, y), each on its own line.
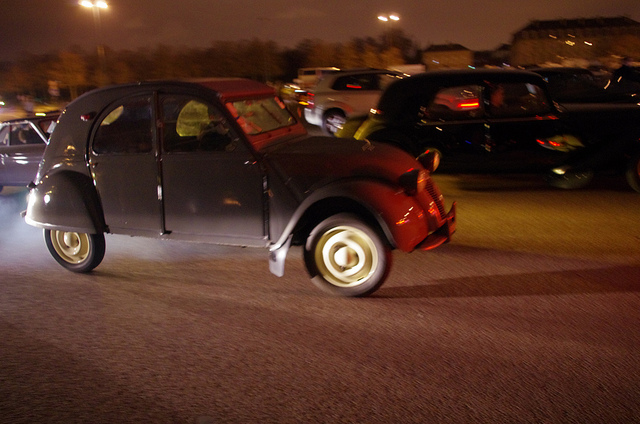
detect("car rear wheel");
top-left (322, 109), bottom-right (346, 136)
top-left (44, 229), bottom-right (105, 273)
top-left (625, 152), bottom-right (640, 193)
top-left (304, 214), bottom-right (392, 297)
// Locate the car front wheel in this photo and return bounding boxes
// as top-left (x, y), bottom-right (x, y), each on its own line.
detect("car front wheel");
top-left (322, 110), bottom-right (346, 136)
top-left (44, 229), bottom-right (105, 273)
top-left (304, 214), bottom-right (392, 297)
top-left (625, 152), bottom-right (640, 193)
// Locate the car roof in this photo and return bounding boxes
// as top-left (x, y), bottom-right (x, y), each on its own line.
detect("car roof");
top-left (529, 67), bottom-right (594, 76)
top-left (313, 68), bottom-right (402, 90)
top-left (69, 78), bottom-right (274, 107)
top-left (188, 78), bottom-right (276, 101)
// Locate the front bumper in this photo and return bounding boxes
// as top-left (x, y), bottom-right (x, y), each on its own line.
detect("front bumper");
top-left (415, 201), bottom-right (456, 251)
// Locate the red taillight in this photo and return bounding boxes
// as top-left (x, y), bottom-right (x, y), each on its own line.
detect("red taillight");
top-left (306, 93), bottom-right (315, 108)
top-left (456, 100), bottom-right (480, 110)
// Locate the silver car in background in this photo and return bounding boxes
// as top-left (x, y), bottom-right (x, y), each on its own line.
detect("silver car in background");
top-left (303, 69), bottom-right (403, 135)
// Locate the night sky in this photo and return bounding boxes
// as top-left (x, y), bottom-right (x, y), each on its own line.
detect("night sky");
top-left (1, 0), bottom-right (639, 61)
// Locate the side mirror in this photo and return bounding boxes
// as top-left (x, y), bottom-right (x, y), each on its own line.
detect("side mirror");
top-left (418, 149), bottom-right (441, 173)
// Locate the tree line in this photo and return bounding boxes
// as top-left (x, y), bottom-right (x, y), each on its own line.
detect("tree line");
top-left (0, 30), bottom-right (419, 103)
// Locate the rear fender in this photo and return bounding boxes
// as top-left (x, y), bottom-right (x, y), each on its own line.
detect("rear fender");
top-left (25, 171), bottom-right (105, 233)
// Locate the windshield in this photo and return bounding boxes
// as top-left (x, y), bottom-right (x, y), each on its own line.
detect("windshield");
top-left (226, 96), bottom-right (296, 135)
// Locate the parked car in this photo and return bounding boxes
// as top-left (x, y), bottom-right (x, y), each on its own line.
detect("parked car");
top-left (0, 113), bottom-right (58, 193)
top-left (293, 67), bottom-right (341, 90)
top-left (530, 67), bottom-right (639, 103)
top-left (304, 69), bottom-right (404, 135)
top-left (337, 69), bottom-right (640, 192)
top-left (23, 78), bottom-right (456, 297)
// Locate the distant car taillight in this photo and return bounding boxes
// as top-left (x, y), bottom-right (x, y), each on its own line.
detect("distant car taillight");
top-left (305, 92), bottom-right (315, 108)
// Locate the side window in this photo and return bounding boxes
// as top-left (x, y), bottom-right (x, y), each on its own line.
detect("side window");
top-left (0, 126), bottom-right (10, 146)
top-left (10, 123), bottom-right (44, 145)
top-left (332, 74), bottom-right (378, 91)
top-left (161, 96), bottom-right (234, 153)
top-left (423, 85), bottom-right (482, 121)
top-left (486, 83), bottom-right (550, 117)
top-left (93, 96), bottom-right (153, 154)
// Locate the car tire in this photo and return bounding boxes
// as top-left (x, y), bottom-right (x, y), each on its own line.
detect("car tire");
top-left (304, 214), bottom-right (392, 297)
top-left (322, 109), bottom-right (346, 136)
top-left (44, 229), bottom-right (105, 273)
top-left (545, 169), bottom-right (594, 189)
top-left (625, 151), bottom-right (640, 193)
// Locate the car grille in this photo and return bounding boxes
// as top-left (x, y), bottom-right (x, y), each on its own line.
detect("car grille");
top-left (426, 179), bottom-right (446, 217)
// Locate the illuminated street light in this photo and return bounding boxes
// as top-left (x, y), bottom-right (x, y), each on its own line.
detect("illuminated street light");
top-left (378, 14), bottom-right (400, 22)
top-left (79, 1), bottom-right (109, 85)
top-left (377, 13), bottom-right (400, 49)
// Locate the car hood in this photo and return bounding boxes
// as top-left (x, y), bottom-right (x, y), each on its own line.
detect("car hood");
top-left (264, 135), bottom-right (420, 194)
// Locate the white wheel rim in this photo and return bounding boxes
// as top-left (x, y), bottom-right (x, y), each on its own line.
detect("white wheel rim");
top-left (51, 230), bottom-right (90, 264)
top-left (315, 226), bottom-right (378, 287)
top-left (325, 115), bottom-right (346, 134)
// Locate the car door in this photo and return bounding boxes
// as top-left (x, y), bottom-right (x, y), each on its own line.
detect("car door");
top-left (415, 84), bottom-right (489, 171)
top-left (0, 121), bottom-right (47, 186)
top-left (158, 94), bottom-right (266, 247)
top-left (88, 94), bottom-right (163, 234)
top-left (483, 81), bottom-right (566, 172)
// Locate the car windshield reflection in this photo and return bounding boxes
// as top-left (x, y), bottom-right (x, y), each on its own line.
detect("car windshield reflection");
top-left (226, 97), bottom-right (295, 135)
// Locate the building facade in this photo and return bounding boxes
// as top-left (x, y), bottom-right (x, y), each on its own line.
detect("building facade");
top-left (510, 16), bottom-right (640, 68)
top-left (422, 44), bottom-right (473, 70)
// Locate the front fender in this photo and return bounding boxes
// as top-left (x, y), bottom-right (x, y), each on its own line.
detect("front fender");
top-left (25, 170), bottom-right (105, 234)
top-left (276, 179), bottom-right (434, 252)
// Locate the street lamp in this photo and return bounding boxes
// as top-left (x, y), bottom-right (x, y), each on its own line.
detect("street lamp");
top-left (79, 1), bottom-right (109, 85)
top-left (377, 13), bottom-right (400, 49)
top-left (377, 13), bottom-right (400, 23)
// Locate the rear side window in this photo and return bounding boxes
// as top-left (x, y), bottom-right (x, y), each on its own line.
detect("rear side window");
top-left (93, 96), bottom-right (153, 154)
top-left (486, 83), bottom-right (550, 117)
top-left (423, 85), bottom-right (482, 121)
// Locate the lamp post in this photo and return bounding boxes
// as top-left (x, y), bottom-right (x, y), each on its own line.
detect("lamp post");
top-left (80, 0), bottom-right (108, 85)
top-left (377, 13), bottom-right (400, 49)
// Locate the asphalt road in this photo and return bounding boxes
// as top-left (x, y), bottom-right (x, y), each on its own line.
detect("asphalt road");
top-left (1, 172), bottom-right (640, 423)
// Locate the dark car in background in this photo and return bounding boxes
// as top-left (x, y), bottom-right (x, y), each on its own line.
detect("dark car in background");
top-left (23, 78), bottom-right (455, 297)
top-left (531, 67), bottom-right (640, 104)
top-left (0, 113), bottom-right (58, 193)
top-left (337, 69), bottom-right (640, 192)
top-left (303, 69), bottom-right (404, 135)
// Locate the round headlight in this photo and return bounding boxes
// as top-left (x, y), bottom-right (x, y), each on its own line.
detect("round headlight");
top-left (399, 168), bottom-right (428, 195)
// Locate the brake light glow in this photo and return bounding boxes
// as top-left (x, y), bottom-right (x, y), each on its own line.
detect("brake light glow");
top-left (457, 100), bottom-right (480, 109)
